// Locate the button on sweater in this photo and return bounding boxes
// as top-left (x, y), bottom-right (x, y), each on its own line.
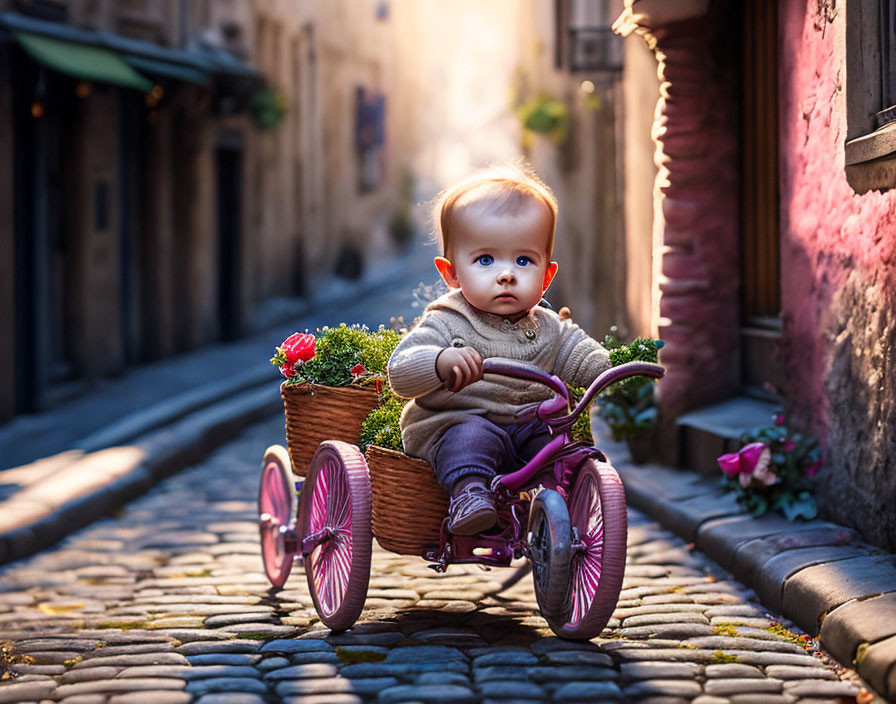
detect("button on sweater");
top-left (387, 290), bottom-right (611, 464)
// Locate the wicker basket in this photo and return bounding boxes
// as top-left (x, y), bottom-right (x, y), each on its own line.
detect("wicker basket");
top-left (365, 445), bottom-right (449, 556)
top-left (281, 382), bottom-right (380, 476)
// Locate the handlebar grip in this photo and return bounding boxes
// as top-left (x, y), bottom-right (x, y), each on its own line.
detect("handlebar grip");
top-left (481, 358), bottom-right (568, 400)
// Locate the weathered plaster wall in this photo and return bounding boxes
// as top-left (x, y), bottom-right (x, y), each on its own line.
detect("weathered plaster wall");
top-left (779, 0), bottom-right (896, 548)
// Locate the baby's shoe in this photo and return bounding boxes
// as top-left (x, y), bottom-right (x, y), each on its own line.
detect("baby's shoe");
top-left (448, 484), bottom-right (497, 535)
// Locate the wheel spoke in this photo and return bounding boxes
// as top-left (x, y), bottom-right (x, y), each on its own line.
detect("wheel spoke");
top-left (307, 453), bottom-right (355, 618)
top-left (567, 472), bottom-right (605, 627)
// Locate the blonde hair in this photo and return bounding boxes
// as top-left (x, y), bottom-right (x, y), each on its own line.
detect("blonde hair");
top-left (432, 161), bottom-right (558, 257)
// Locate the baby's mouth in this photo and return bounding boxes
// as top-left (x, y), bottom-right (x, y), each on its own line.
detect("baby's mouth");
top-left (494, 293), bottom-right (517, 302)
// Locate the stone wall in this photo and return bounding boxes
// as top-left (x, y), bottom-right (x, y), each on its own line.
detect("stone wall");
top-left (614, 1), bottom-right (741, 466)
top-left (779, 0), bottom-right (896, 549)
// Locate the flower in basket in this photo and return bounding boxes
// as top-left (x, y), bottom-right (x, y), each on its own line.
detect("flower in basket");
top-left (271, 332), bottom-right (316, 380)
top-left (717, 415), bottom-right (822, 520)
top-left (270, 324), bottom-right (402, 389)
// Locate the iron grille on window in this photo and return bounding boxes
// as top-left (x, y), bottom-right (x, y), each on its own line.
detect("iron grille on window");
top-left (567, 26), bottom-right (623, 73)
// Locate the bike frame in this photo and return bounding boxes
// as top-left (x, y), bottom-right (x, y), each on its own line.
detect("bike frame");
top-left (421, 359), bottom-right (664, 571)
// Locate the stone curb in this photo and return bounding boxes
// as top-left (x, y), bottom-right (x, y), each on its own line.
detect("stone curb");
top-left (0, 385), bottom-right (281, 567)
top-left (77, 365), bottom-right (275, 452)
top-left (0, 242), bottom-right (432, 567)
top-left (616, 458), bottom-right (896, 702)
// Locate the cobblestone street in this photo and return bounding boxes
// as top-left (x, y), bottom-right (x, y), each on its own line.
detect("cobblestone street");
top-left (0, 414), bottom-right (870, 704)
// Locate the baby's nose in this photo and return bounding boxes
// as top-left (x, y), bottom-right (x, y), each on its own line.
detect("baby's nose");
top-left (497, 269), bottom-right (516, 284)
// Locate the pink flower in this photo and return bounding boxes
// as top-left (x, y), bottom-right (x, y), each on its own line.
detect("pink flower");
top-left (775, 413), bottom-right (785, 426)
top-left (351, 363), bottom-right (367, 377)
top-left (717, 452), bottom-right (742, 478)
top-left (805, 460), bottom-right (821, 478)
top-left (718, 442), bottom-right (775, 487)
top-left (281, 333), bottom-right (316, 365)
top-left (785, 440), bottom-right (796, 452)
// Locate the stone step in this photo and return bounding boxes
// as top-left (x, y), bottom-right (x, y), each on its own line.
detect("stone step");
top-left (676, 395), bottom-right (779, 476)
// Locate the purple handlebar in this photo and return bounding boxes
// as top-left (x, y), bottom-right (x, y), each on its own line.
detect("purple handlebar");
top-left (481, 358), bottom-right (664, 427)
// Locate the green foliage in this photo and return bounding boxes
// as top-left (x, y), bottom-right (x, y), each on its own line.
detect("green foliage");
top-left (358, 390), bottom-right (407, 452)
top-left (280, 324), bottom-right (401, 388)
top-left (250, 87), bottom-right (288, 131)
top-left (720, 416), bottom-right (822, 521)
top-left (567, 385), bottom-right (593, 443)
top-left (515, 96), bottom-right (570, 143)
top-left (595, 331), bottom-right (663, 442)
top-left (357, 328), bottom-right (402, 377)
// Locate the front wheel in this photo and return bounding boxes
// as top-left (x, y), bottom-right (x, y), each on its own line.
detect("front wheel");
top-left (528, 488), bottom-right (572, 622)
top-left (258, 445), bottom-right (298, 588)
top-left (548, 459), bottom-right (628, 640)
top-left (299, 441), bottom-right (372, 631)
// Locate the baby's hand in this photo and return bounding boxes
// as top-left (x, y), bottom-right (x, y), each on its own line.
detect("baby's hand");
top-left (436, 346), bottom-right (483, 392)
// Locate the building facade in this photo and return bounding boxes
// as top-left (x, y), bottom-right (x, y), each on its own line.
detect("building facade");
top-left (0, 0), bottom-right (407, 421)
top-left (615, 0), bottom-right (896, 550)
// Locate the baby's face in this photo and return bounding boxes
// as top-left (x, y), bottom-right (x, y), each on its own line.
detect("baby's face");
top-left (443, 205), bottom-right (556, 321)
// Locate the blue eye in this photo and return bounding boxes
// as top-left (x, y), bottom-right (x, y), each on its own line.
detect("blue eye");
top-left (476, 254), bottom-right (494, 266)
top-left (516, 256), bottom-right (532, 267)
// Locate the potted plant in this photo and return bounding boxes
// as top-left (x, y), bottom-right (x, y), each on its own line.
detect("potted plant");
top-left (270, 324), bottom-right (400, 475)
top-left (594, 330), bottom-right (664, 464)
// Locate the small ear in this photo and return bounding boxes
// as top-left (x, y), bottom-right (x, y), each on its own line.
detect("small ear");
top-left (434, 256), bottom-right (460, 288)
top-left (542, 261), bottom-right (559, 292)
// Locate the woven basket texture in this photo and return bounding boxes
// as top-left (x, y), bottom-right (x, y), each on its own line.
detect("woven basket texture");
top-left (366, 445), bottom-right (449, 555)
top-left (281, 383), bottom-right (379, 476)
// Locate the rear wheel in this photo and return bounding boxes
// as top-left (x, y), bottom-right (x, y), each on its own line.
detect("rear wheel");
top-left (258, 445), bottom-right (297, 588)
top-left (548, 459), bottom-right (628, 640)
top-left (300, 441), bottom-right (372, 631)
top-left (528, 488), bottom-right (572, 622)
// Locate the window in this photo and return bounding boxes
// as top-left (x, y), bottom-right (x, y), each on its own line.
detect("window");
top-left (844, 0), bottom-right (896, 193)
top-left (554, 0), bottom-right (623, 73)
top-left (355, 86), bottom-right (385, 193)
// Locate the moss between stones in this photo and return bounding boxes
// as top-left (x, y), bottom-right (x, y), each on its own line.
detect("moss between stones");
top-left (713, 651), bottom-right (738, 663)
top-left (1, 641), bottom-right (35, 680)
top-left (765, 621), bottom-right (816, 650)
top-left (335, 647), bottom-right (388, 664)
top-left (712, 623), bottom-right (740, 637)
top-left (95, 621), bottom-right (149, 630)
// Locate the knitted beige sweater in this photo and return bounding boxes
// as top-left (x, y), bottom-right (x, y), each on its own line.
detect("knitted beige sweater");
top-left (387, 290), bottom-right (610, 463)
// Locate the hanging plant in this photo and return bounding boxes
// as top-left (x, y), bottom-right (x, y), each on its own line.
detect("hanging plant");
top-left (250, 87), bottom-right (288, 131)
top-left (515, 96), bottom-right (570, 144)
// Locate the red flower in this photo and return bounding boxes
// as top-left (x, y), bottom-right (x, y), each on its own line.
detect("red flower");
top-left (351, 363), bottom-right (367, 377)
top-left (280, 363), bottom-right (297, 379)
top-left (281, 333), bottom-right (315, 365)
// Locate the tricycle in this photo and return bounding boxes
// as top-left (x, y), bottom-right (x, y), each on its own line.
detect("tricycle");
top-left (258, 359), bottom-right (663, 639)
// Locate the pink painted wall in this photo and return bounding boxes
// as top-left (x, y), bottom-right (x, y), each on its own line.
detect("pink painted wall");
top-left (779, 0), bottom-right (896, 547)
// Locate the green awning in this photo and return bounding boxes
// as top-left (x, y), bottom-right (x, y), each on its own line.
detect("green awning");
top-left (125, 55), bottom-right (210, 86)
top-left (13, 30), bottom-right (153, 92)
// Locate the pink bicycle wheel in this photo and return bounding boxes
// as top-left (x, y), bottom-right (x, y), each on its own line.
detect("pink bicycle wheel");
top-left (300, 441), bottom-right (372, 631)
top-left (258, 445), bottom-right (297, 588)
top-left (549, 459), bottom-right (627, 639)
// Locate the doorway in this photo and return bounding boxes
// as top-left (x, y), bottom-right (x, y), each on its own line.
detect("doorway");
top-left (739, 0), bottom-right (784, 398)
top-left (216, 134), bottom-right (243, 341)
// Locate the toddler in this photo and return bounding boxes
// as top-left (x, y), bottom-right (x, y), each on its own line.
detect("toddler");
top-left (386, 163), bottom-right (611, 535)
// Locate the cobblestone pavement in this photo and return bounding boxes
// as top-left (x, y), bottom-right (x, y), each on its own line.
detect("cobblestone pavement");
top-left (0, 415), bottom-right (872, 703)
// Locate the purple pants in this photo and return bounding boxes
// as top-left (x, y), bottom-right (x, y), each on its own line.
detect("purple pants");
top-left (430, 414), bottom-right (553, 492)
